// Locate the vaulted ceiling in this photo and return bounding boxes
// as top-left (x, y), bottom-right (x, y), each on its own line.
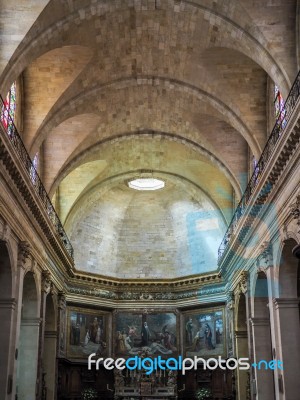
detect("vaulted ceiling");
top-left (0, 0), bottom-right (297, 278)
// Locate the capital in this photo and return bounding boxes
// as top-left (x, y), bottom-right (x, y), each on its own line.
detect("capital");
top-left (18, 241), bottom-right (30, 265)
top-left (42, 270), bottom-right (52, 294)
top-left (58, 291), bottom-right (66, 309)
top-left (239, 271), bottom-right (248, 294)
top-left (290, 194), bottom-right (300, 232)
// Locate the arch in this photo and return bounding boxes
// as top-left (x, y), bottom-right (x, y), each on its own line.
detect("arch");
top-left (0, 241), bottom-right (14, 398)
top-left (279, 238), bottom-right (299, 298)
top-left (0, 240), bottom-right (13, 298)
top-left (30, 76), bottom-right (261, 159)
top-left (64, 169), bottom-right (229, 235)
top-left (253, 271), bottom-right (269, 319)
top-left (236, 292), bottom-right (247, 332)
top-left (42, 294), bottom-right (57, 400)
top-left (0, 0), bottom-right (289, 98)
top-left (49, 131), bottom-right (242, 201)
top-left (21, 45), bottom-right (93, 149)
top-left (16, 271), bottom-right (40, 400)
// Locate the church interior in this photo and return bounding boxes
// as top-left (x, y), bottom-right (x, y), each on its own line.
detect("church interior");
top-left (0, 1), bottom-right (300, 399)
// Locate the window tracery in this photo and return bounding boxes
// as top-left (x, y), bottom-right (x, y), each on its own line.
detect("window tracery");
top-left (0, 82), bottom-right (16, 134)
top-left (274, 85), bottom-right (286, 128)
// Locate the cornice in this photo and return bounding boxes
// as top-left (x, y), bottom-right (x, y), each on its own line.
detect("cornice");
top-left (218, 103), bottom-right (300, 271)
top-left (66, 279), bottom-right (226, 305)
top-left (70, 271), bottom-right (221, 291)
top-left (0, 125), bottom-right (74, 274)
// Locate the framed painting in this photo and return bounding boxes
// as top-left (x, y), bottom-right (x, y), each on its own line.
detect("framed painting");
top-left (113, 310), bottom-right (179, 358)
top-left (67, 307), bottom-right (111, 359)
top-left (182, 307), bottom-right (226, 358)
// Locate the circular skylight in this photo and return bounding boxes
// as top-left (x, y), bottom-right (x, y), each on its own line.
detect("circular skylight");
top-left (128, 178), bottom-right (165, 191)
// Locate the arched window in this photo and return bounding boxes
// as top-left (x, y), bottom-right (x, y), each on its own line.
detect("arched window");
top-left (30, 153), bottom-right (39, 183)
top-left (0, 82), bottom-right (16, 134)
top-left (274, 85), bottom-right (286, 128)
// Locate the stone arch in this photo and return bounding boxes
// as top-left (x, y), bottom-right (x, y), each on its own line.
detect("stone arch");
top-left (42, 294), bottom-right (57, 400)
top-left (30, 77), bottom-right (260, 159)
top-left (252, 271), bottom-right (270, 318)
top-left (49, 131), bottom-right (242, 201)
top-left (21, 45), bottom-right (93, 149)
top-left (0, 0), bottom-right (290, 97)
top-left (0, 241), bottom-right (14, 398)
top-left (0, 241), bottom-right (12, 298)
top-left (16, 271), bottom-right (40, 400)
top-left (64, 169), bottom-right (228, 235)
top-left (278, 238), bottom-right (299, 298)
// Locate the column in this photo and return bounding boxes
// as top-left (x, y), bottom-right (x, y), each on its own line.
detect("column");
top-left (273, 298), bottom-right (300, 399)
top-left (37, 271), bottom-right (52, 399)
top-left (12, 241), bottom-right (31, 400)
top-left (250, 318), bottom-right (275, 400)
top-left (0, 298), bottom-right (16, 399)
top-left (43, 330), bottom-right (57, 400)
top-left (17, 318), bottom-right (41, 400)
top-left (235, 331), bottom-right (248, 400)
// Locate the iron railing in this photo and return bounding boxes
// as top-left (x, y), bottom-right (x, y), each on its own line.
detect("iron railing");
top-left (0, 96), bottom-right (74, 258)
top-left (218, 70), bottom-right (300, 262)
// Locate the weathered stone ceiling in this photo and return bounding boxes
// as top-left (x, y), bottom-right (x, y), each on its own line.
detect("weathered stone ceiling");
top-left (67, 176), bottom-right (227, 279)
top-left (58, 137), bottom-right (233, 226)
top-left (0, 0), bottom-right (298, 278)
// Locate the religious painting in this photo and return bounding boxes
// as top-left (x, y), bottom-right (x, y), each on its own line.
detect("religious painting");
top-left (183, 308), bottom-right (225, 358)
top-left (67, 307), bottom-right (109, 359)
top-left (114, 311), bottom-right (178, 358)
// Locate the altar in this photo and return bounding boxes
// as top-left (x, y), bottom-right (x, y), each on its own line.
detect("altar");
top-left (114, 368), bottom-right (177, 400)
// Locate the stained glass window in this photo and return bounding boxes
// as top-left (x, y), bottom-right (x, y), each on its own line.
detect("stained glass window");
top-left (252, 156), bottom-right (259, 183)
top-left (30, 153), bottom-right (39, 184)
top-left (1, 82), bottom-right (16, 134)
top-left (274, 85), bottom-right (286, 128)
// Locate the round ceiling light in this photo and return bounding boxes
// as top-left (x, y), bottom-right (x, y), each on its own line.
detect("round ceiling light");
top-left (128, 178), bottom-right (165, 191)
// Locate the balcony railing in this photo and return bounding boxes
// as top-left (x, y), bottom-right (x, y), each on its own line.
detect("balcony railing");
top-left (218, 70), bottom-right (300, 263)
top-left (0, 96), bottom-right (74, 259)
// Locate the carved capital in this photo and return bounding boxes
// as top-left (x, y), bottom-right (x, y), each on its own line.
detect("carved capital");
top-left (239, 271), bottom-right (248, 294)
top-left (42, 271), bottom-right (52, 294)
top-left (290, 194), bottom-right (300, 232)
top-left (258, 241), bottom-right (273, 268)
top-left (226, 291), bottom-right (234, 309)
top-left (18, 241), bottom-right (30, 265)
top-left (58, 292), bottom-right (66, 309)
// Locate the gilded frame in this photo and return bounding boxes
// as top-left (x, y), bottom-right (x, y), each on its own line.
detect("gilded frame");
top-left (181, 306), bottom-right (226, 358)
top-left (66, 306), bottom-right (112, 359)
top-left (112, 308), bottom-right (180, 359)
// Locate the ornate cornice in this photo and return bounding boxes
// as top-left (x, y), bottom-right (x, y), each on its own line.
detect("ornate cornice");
top-left (0, 124), bottom-right (74, 272)
top-left (218, 100), bottom-right (300, 268)
top-left (67, 282), bottom-right (226, 302)
top-left (71, 271), bottom-right (221, 291)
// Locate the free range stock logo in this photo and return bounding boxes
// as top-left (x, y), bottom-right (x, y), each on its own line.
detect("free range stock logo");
top-left (88, 354), bottom-right (283, 375)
